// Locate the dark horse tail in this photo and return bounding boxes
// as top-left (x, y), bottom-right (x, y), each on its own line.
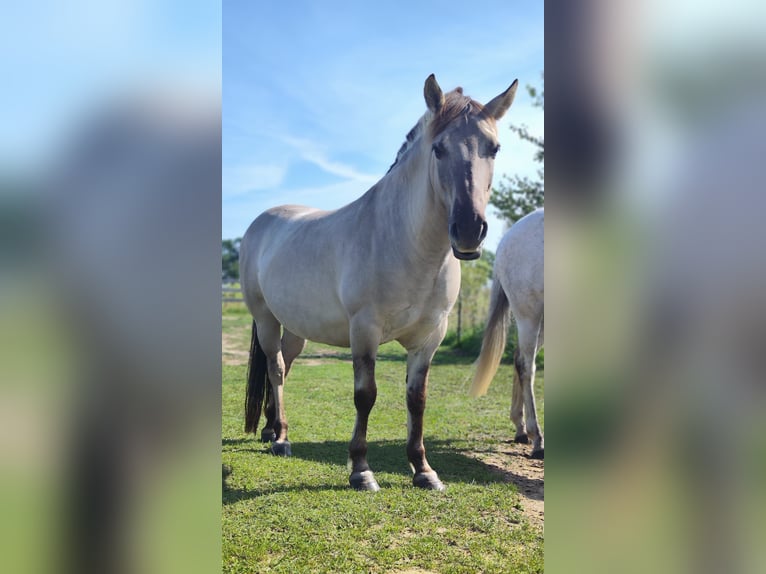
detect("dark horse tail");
top-left (244, 321), bottom-right (270, 434)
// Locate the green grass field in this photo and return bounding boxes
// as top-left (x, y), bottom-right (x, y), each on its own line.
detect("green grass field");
top-left (223, 305), bottom-right (543, 573)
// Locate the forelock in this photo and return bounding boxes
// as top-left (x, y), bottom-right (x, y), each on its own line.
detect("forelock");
top-left (428, 89), bottom-right (486, 138)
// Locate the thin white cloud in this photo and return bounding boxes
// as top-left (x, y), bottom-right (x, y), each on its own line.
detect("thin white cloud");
top-left (279, 134), bottom-right (378, 183)
top-left (223, 163), bottom-right (287, 198)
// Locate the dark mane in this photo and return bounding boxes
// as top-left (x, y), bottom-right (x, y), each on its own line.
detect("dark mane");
top-left (387, 122), bottom-right (422, 173)
top-left (429, 88), bottom-right (485, 138)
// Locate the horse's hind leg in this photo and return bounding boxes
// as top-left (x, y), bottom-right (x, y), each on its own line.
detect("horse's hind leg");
top-left (511, 355), bottom-right (528, 444)
top-left (511, 313), bottom-right (544, 444)
top-left (260, 394), bottom-right (276, 443)
top-left (516, 316), bottom-right (544, 459)
top-left (256, 314), bottom-right (292, 456)
top-left (282, 329), bottom-right (307, 376)
top-left (260, 330), bottom-right (305, 443)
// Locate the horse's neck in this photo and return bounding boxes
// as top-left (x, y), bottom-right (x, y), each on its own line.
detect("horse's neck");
top-left (378, 142), bottom-right (451, 261)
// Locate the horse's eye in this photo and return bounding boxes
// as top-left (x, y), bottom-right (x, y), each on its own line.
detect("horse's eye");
top-left (432, 142), bottom-right (446, 159)
top-left (490, 144), bottom-right (501, 158)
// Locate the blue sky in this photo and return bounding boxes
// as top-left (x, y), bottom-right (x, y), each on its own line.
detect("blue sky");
top-left (223, 1), bottom-right (543, 252)
top-left (1, 1), bottom-right (221, 171)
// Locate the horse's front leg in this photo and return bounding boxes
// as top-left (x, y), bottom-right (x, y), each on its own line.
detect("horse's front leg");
top-left (348, 318), bottom-right (381, 491)
top-left (405, 327), bottom-right (446, 491)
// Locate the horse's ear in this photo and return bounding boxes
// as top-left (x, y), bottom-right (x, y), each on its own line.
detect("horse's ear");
top-left (424, 74), bottom-right (445, 114)
top-left (484, 79), bottom-right (519, 121)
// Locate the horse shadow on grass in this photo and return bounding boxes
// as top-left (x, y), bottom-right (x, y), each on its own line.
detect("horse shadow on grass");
top-left (223, 437), bottom-right (539, 504)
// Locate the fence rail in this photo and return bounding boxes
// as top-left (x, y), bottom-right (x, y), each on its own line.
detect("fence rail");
top-left (222, 281), bottom-right (243, 303)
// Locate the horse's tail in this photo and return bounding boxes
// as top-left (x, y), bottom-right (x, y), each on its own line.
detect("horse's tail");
top-left (470, 277), bottom-right (511, 397)
top-left (244, 320), bottom-right (270, 434)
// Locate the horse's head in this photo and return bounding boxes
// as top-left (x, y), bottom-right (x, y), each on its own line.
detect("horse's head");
top-left (424, 75), bottom-right (518, 260)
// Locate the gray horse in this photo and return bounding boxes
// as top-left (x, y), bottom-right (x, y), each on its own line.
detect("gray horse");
top-left (239, 74), bottom-right (518, 491)
top-left (470, 208), bottom-right (544, 459)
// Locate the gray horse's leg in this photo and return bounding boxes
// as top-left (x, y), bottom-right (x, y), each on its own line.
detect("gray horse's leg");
top-left (516, 316), bottom-right (543, 459)
top-left (260, 330), bottom-right (305, 443)
top-left (255, 314), bottom-right (291, 456)
top-left (260, 396), bottom-right (276, 443)
top-left (510, 356), bottom-right (528, 443)
top-left (404, 324), bottom-right (446, 490)
top-left (282, 329), bottom-right (307, 375)
top-left (348, 317), bottom-right (381, 491)
top-left (512, 316), bottom-right (542, 446)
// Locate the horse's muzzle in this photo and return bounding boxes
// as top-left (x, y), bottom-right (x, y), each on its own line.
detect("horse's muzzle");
top-left (452, 245), bottom-right (482, 260)
top-left (449, 219), bottom-right (487, 260)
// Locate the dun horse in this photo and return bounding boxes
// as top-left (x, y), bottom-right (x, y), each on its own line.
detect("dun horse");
top-left (470, 208), bottom-right (544, 458)
top-left (240, 75), bottom-right (518, 490)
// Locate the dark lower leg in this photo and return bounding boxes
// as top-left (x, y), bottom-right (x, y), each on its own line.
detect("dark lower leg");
top-left (406, 369), bottom-right (430, 474)
top-left (349, 354), bottom-right (379, 491)
top-left (261, 390), bottom-right (276, 442)
top-left (406, 366), bottom-right (443, 490)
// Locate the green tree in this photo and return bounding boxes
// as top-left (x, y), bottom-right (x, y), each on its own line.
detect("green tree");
top-left (490, 76), bottom-right (544, 225)
top-left (222, 238), bottom-right (241, 281)
top-left (451, 251), bottom-right (495, 344)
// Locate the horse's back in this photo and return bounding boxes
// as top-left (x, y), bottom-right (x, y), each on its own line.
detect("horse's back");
top-left (496, 209), bottom-right (544, 319)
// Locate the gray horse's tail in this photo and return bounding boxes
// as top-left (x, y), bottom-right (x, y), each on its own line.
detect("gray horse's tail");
top-left (470, 277), bottom-right (511, 397)
top-left (245, 321), bottom-right (270, 433)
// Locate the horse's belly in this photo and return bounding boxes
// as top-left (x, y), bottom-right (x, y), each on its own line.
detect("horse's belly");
top-left (384, 310), bottom-right (448, 347)
top-left (282, 315), bottom-right (351, 348)
top-left (262, 284), bottom-right (352, 348)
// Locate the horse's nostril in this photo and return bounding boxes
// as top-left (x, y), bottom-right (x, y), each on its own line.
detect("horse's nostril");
top-left (448, 221), bottom-right (458, 240)
top-left (449, 218), bottom-right (486, 247)
top-left (479, 220), bottom-right (488, 242)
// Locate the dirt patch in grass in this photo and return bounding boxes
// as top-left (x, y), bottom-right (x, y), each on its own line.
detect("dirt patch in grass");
top-left (468, 443), bottom-right (544, 531)
top-left (222, 331), bottom-right (249, 366)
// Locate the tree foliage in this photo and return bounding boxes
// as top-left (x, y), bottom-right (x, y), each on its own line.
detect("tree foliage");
top-left (490, 76), bottom-right (544, 225)
top-left (448, 252), bottom-right (495, 344)
top-left (222, 238), bottom-right (241, 281)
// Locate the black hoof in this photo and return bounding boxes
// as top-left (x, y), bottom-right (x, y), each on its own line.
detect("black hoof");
top-left (260, 428), bottom-right (276, 443)
top-left (349, 470), bottom-right (380, 492)
top-left (413, 471), bottom-right (445, 491)
top-left (270, 441), bottom-right (291, 456)
top-left (530, 448), bottom-right (544, 460)
top-left (514, 434), bottom-right (529, 444)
